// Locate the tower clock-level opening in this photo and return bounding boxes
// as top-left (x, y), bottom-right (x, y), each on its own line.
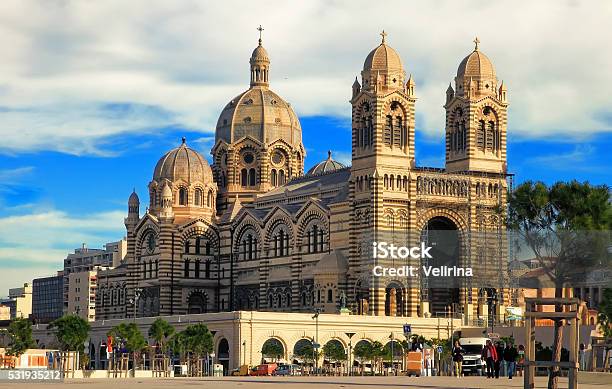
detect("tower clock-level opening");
top-left (420, 216), bottom-right (461, 315)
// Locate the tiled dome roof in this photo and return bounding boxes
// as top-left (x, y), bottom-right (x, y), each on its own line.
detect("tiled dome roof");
top-left (457, 39), bottom-right (496, 79)
top-left (307, 151), bottom-right (346, 176)
top-left (363, 41), bottom-right (403, 72)
top-left (153, 138), bottom-right (213, 184)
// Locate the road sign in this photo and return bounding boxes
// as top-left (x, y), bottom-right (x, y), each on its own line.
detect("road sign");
top-left (437, 346), bottom-right (443, 354)
top-left (403, 324), bottom-right (411, 335)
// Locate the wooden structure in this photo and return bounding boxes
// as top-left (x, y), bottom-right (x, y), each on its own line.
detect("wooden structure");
top-left (524, 297), bottom-right (582, 389)
top-left (108, 352), bottom-right (130, 378)
top-left (152, 354), bottom-right (170, 377)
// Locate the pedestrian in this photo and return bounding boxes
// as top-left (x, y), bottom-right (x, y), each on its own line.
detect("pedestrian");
top-left (504, 343), bottom-right (518, 379)
top-left (481, 340), bottom-right (498, 378)
top-left (494, 341), bottom-right (504, 378)
top-left (452, 340), bottom-right (464, 378)
top-left (517, 344), bottom-right (525, 377)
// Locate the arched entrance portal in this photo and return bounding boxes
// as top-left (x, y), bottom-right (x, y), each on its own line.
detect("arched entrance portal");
top-left (187, 291), bottom-right (208, 314)
top-left (421, 216), bottom-right (461, 315)
top-left (217, 338), bottom-right (230, 375)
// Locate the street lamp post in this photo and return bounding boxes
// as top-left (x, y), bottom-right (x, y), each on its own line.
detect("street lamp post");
top-left (389, 332), bottom-right (394, 376)
top-left (312, 308), bottom-right (321, 375)
top-left (242, 340), bottom-right (246, 366)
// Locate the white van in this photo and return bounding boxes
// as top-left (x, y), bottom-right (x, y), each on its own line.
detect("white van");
top-left (458, 337), bottom-right (490, 376)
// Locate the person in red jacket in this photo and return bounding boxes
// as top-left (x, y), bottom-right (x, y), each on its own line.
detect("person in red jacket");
top-left (481, 340), bottom-right (498, 378)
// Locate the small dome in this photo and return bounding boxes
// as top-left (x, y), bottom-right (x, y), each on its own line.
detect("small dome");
top-left (457, 39), bottom-right (496, 80)
top-left (128, 190), bottom-right (139, 205)
top-left (307, 151), bottom-right (346, 176)
top-left (363, 32), bottom-right (403, 72)
top-left (250, 44), bottom-right (269, 62)
top-left (153, 138), bottom-right (213, 184)
top-left (315, 250), bottom-right (348, 274)
top-left (161, 184), bottom-right (172, 198)
top-left (364, 43), bottom-right (403, 72)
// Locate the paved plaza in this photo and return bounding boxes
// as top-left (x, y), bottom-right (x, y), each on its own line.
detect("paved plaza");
top-left (1, 374), bottom-right (611, 389)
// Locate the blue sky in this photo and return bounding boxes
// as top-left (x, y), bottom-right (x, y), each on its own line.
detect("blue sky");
top-left (0, 0), bottom-right (611, 290)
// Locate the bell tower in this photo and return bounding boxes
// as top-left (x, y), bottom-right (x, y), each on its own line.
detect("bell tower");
top-left (351, 31), bottom-right (416, 171)
top-left (349, 32), bottom-right (416, 316)
top-left (445, 38), bottom-right (508, 174)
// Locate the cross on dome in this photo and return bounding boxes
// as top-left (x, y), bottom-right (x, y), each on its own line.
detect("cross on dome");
top-left (473, 36), bottom-right (480, 51)
top-left (257, 25), bottom-right (264, 45)
top-left (380, 30), bottom-right (388, 44)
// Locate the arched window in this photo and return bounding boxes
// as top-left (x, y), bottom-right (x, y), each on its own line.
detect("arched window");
top-left (194, 188), bottom-right (202, 206)
top-left (384, 115), bottom-right (392, 146)
top-left (477, 120), bottom-right (486, 150)
top-left (241, 169), bottom-right (248, 187)
top-left (487, 121), bottom-right (495, 151)
top-left (272, 226), bottom-right (290, 257)
top-left (184, 259), bottom-right (190, 278)
top-left (248, 168), bottom-right (256, 186)
top-left (279, 170), bottom-right (285, 185)
top-left (307, 224), bottom-right (325, 253)
top-left (179, 188), bottom-right (187, 205)
top-left (207, 190), bottom-right (213, 207)
top-left (271, 169), bottom-right (277, 186)
top-left (238, 228), bottom-right (259, 261)
top-left (327, 289), bottom-right (333, 303)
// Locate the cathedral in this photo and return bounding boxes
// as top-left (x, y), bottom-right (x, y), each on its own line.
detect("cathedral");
top-left (95, 31), bottom-right (511, 322)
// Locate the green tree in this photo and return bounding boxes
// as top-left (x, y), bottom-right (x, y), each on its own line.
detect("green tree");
top-left (293, 341), bottom-right (317, 365)
top-left (182, 323), bottom-right (213, 358)
top-left (48, 315), bottom-right (91, 353)
top-left (370, 341), bottom-right (384, 374)
top-left (148, 318), bottom-right (175, 354)
top-left (353, 341), bottom-right (373, 375)
top-left (597, 289), bottom-right (612, 342)
top-left (508, 180), bottom-right (611, 389)
top-left (322, 341), bottom-right (346, 363)
top-left (168, 331), bottom-right (189, 364)
top-left (5, 318), bottom-right (35, 357)
top-left (108, 322), bottom-right (148, 369)
top-left (261, 339), bottom-right (284, 362)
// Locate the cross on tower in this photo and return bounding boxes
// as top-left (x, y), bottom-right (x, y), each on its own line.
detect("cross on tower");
top-left (257, 25), bottom-right (264, 44)
top-left (473, 36), bottom-right (480, 51)
top-left (380, 30), bottom-right (388, 44)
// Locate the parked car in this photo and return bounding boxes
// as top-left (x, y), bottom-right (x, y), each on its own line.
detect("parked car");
top-left (274, 364), bottom-right (302, 376)
top-left (250, 363), bottom-right (278, 376)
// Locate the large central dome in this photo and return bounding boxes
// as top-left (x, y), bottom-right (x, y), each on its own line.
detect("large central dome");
top-left (215, 38), bottom-right (302, 149)
top-left (215, 87), bottom-right (302, 147)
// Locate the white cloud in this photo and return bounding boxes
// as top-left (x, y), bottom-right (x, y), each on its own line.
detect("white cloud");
top-left (0, 209), bottom-right (125, 290)
top-left (0, 0), bottom-right (610, 155)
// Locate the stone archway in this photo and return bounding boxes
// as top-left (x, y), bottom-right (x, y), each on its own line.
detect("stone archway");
top-left (420, 216), bottom-right (461, 315)
top-left (217, 338), bottom-right (230, 375)
top-left (261, 338), bottom-right (285, 363)
top-left (187, 291), bottom-right (208, 314)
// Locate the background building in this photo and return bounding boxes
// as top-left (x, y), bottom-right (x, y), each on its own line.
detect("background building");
top-left (0, 283), bottom-right (32, 319)
top-left (67, 269), bottom-right (102, 321)
top-left (63, 240), bottom-right (126, 313)
top-left (31, 273), bottom-right (64, 324)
